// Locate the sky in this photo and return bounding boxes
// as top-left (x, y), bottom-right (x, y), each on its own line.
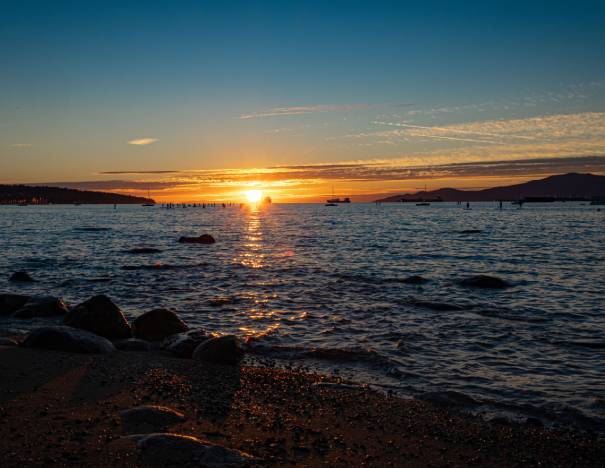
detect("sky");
top-left (1, 1), bottom-right (605, 201)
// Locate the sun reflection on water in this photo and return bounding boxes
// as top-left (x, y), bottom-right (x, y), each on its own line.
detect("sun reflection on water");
top-left (238, 205), bottom-right (265, 269)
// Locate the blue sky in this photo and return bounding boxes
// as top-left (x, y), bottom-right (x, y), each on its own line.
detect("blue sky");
top-left (1, 1), bottom-right (604, 199)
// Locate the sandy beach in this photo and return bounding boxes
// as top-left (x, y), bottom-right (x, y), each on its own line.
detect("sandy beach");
top-left (1, 345), bottom-right (604, 467)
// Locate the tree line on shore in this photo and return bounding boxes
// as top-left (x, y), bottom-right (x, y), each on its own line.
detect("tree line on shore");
top-left (0, 185), bottom-right (153, 205)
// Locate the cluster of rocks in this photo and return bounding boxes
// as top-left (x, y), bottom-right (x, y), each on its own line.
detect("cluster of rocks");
top-left (117, 405), bottom-right (252, 466)
top-left (0, 293), bottom-right (244, 364)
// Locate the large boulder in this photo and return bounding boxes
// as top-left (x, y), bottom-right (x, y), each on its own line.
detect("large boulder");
top-left (0, 338), bottom-right (19, 346)
top-left (114, 338), bottom-right (153, 351)
top-left (22, 326), bottom-right (115, 354)
top-left (132, 309), bottom-right (189, 341)
top-left (178, 234), bottom-right (215, 244)
top-left (64, 294), bottom-right (131, 339)
top-left (120, 405), bottom-right (186, 433)
top-left (0, 294), bottom-right (29, 316)
top-left (13, 296), bottom-right (69, 318)
top-left (459, 275), bottom-right (511, 289)
top-left (9, 271), bottom-right (35, 282)
top-left (161, 329), bottom-right (210, 358)
top-left (123, 433), bottom-right (252, 467)
top-left (192, 335), bottom-right (244, 365)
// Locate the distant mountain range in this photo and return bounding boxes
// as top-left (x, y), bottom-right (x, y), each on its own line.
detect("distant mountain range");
top-left (375, 173), bottom-right (605, 202)
top-left (0, 185), bottom-right (154, 205)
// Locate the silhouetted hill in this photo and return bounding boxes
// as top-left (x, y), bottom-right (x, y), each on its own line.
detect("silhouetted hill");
top-left (0, 185), bottom-right (154, 205)
top-left (376, 173), bottom-right (605, 202)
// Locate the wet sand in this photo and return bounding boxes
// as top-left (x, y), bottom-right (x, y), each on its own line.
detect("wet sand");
top-left (0, 345), bottom-right (603, 467)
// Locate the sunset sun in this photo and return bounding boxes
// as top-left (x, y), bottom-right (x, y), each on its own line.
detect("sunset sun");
top-left (245, 189), bottom-right (263, 203)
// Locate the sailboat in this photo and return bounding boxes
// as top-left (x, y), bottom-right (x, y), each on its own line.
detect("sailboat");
top-left (415, 184), bottom-right (430, 206)
top-left (142, 187), bottom-right (155, 207)
top-left (326, 186), bottom-right (350, 204)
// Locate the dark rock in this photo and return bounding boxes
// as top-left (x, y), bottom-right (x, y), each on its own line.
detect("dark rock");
top-left (192, 335), bottom-right (244, 365)
top-left (132, 309), bottom-right (189, 341)
top-left (0, 338), bottom-right (19, 346)
top-left (114, 338), bottom-right (153, 351)
top-left (0, 294), bottom-right (29, 316)
top-left (178, 234), bottom-right (215, 244)
top-left (125, 247), bottom-right (163, 254)
top-left (64, 294), bottom-right (131, 339)
top-left (459, 275), bottom-right (511, 289)
top-left (525, 417), bottom-right (544, 428)
top-left (9, 271), bottom-right (35, 282)
top-left (161, 329), bottom-right (210, 358)
top-left (14, 296), bottom-right (69, 318)
top-left (120, 406), bottom-right (186, 433)
top-left (123, 433), bottom-right (252, 467)
top-left (22, 326), bottom-right (115, 354)
top-left (400, 275), bottom-right (428, 284)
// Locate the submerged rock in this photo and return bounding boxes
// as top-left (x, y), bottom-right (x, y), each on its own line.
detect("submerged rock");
top-left (9, 271), bottom-right (35, 283)
top-left (178, 234), bottom-right (215, 244)
top-left (161, 329), bottom-right (210, 358)
top-left (400, 275), bottom-right (429, 285)
top-left (192, 335), bottom-right (244, 365)
top-left (65, 294), bottom-right (131, 339)
top-left (22, 326), bottom-right (115, 354)
top-left (459, 275), bottom-right (511, 289)
top-left (132, 309), bottom-right (188, 341)
top-left (123, 433), bottom-right (252, 467)
top-left (114, 338), bottom-right (153, 351)
top-left (125, 247), bottom-right (163, 254)
top-left (120, 406), bottom-right (186, 433)
top-left (0, 294), bottom-right (29, 316)
top-left (14, 296), bottom-right (69, 318)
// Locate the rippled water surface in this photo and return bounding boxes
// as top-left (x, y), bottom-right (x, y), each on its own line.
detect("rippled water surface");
top-left (1, 203), bottom-right (604, 427)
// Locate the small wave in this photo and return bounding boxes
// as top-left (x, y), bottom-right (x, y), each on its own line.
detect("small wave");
top-left (408, 297), bottom-right (465, 311)
top-left (248, 343), bottom-right (396, 368)
top-left (420, 390), bottom-right (478, 407)
top-left (454, 229), bottom-right (483, 234)
top-left (473, 308), bottom-right (550, 324)
top-left (121, 263), bottom-right (207, 271)
top-left (552, 340), bottom-right (605, 349)
top-left (73, 227), bottom-right (111, 232)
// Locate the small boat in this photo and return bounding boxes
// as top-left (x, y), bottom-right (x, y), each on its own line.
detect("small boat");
top-left (416, 202), bottom-right (430, 206)
top-left (142, 187), bottom-right (155, 207)
top-left (326, 197), bottom-right (350, 203)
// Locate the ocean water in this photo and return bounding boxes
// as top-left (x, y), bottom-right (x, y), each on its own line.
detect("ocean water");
top-left (1, 202), bottom-right (604, 429)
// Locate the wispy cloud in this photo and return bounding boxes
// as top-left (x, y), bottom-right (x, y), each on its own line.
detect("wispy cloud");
top-left (99, 170), bottom-right (180, 175)
top-left (128, 138), bottom-right (158, 146)
top-left (328, 112), bottom-right (605, 149)
top-left (239, 103), bottom-right (411, 120)
top-left (10, 143), bottom-right (32, 148)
